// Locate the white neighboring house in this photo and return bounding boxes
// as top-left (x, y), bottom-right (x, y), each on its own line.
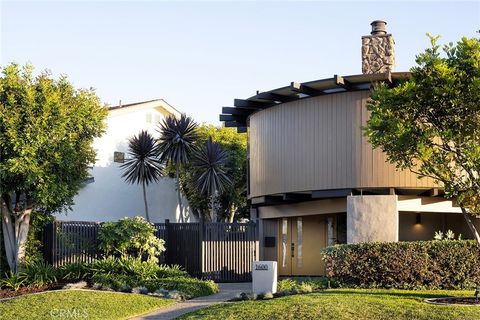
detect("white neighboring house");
top-left (56, 99), bottom-right (194, 223)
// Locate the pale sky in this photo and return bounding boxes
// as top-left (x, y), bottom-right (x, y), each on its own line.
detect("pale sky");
top-left (1, 1), bottom-right (479, 124)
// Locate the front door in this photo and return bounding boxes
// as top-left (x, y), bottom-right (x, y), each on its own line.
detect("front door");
top-left (278, 215), bottom-right (330, 276)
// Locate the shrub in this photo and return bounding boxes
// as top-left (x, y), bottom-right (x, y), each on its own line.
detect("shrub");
top-left (0, 271), bottom-right (28, 291)
top-left (157, 264), bottom-right (188, 278)
top-left (98, 216), bottom-right (165, 262)
top-left (59, 263), bottom-right (91, 281)
top-left (142, 277), bottom-right (219, 298)
top-left (322, 240), bottom-right (480, 290)
top-left (277, 279), bottom-right (297, 292)
top-left (23, 260), bottom-right (58, 287)
top-left (88, 256), bottom-right (185, 283)
top-left (91, 273), bottom-right (134, 290)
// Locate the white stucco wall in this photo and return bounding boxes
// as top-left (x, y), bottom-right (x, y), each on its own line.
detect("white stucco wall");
top-left (56, 100), bottom-right (194, 223)
top-left (347, 195), bottom-right (398, 243)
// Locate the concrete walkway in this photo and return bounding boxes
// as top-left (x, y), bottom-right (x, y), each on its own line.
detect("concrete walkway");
top-left (130, 282), bottom-right (251, 320)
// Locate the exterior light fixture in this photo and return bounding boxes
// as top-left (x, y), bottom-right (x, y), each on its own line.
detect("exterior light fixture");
top-left (415, 212), bottom-right (422, 225)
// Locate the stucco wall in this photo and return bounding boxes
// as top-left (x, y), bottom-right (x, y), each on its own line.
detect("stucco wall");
top-left (56, 102), bottom-right (193, 223)
top-left (347, 195), bottom-right (398, 243)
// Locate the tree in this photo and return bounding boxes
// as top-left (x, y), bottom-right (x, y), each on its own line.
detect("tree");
top-left (0, 63), bottom-right (107, 273)
top-left (192, 138), bottom-right (232, 221)
top-left (176, 125), bottom-right (248, 222)
top-left (364, 34), bottom-right (480, 244)
top-left (121, 130), bottom-right (163, 222)
top-left (156, 114), bottom-right (198, 222)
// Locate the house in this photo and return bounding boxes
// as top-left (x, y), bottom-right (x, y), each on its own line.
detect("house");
top-left (220, 21), bottom-right (480, 276)
top-left (58, 99), bottom-right (194, 223)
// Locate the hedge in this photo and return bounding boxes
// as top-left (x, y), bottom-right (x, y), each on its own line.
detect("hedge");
top-left (321, 240), bottom-right (480, 289)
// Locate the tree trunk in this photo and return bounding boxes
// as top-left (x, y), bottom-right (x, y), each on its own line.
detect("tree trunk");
top-left (142, 180), bottom-right (150, 222)
top-left (228, 204), bottom-right (236, 223)
top-left (1, 200), bottom-right (31, 273)
top-left (210, 196), bottom-right (215, 222)
top-left (176, 165), bottom-right (184, 223)
top-left (460, 206), bottom-right (480, 246)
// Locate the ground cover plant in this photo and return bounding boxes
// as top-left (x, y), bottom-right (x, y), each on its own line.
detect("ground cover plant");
top-left (0, 256), bottom-right (218, 299)
top-left (180, 289), bottom-right (480, 320)
top-left (0, 289), bottom-right (174, 320)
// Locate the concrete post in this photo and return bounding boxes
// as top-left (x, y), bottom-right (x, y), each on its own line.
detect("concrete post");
top-left (347, 195), bottom-right (398, 243)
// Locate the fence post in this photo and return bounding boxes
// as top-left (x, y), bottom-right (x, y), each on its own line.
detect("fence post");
top-left (199, 219), bottom-right (204, 278)
top-left (42, 222), bottom-right (55, 265)
top-left (164, 219), bottom-right (170, 264)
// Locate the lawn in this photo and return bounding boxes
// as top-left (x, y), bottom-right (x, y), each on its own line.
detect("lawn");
top-left (0, 289), bottom-right (175, 320)
top-left (180, 289), bottom-right (479, 320)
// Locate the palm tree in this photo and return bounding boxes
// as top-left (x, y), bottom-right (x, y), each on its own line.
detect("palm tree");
top-left (121, 130), bottom-right (163, 222)
top-left (193, 138), bottom-right (232, 221)
top-left (156, 114), bottom-right (198, 222)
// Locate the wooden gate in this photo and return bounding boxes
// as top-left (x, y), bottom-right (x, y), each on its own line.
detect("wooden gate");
top-left (42, 220), bottom-right (258, 282)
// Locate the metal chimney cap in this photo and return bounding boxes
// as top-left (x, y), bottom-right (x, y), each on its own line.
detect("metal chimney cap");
top-left (370, 20), bottom-right (387, 35)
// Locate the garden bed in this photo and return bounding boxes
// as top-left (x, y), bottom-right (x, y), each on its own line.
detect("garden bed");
top-left (425, 297), bottom-right (480, 306)
top-left (0, 284), bottom-right (61, 300)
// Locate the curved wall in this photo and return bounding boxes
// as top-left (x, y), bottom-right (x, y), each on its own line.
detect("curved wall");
top-left (249, 90), bottom-right (437, 198)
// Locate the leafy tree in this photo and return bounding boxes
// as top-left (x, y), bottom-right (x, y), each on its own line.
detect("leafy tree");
top-left (364, 34), bottom-right (480, 244)
top-left (178, 125), bottom-right (248, 222)
top-left (156, 114), bottom-right (198, 222)
top-left (121, 130), bottom-right (163, 222)
top-left (0, 63), bottom-right (107, 273)
top-left (98, 216), bottom-right (165, 262)
top-left (192, 138), bottom-right (232, 221)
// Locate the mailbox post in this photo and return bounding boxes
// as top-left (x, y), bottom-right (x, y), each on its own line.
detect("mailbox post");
top-left (252, 261), bottom-right (277, 294)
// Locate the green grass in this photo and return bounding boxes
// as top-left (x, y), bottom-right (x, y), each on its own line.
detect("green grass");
top-left (180, 289), bottom-right (480, 320)
top-left (0, 289), bottom-right (175, 320)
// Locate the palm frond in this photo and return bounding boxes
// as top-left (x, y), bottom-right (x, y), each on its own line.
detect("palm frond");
top-left (121, 130), bottom-right (164, 185)
top-left (193, 137), bottom-right (232, 195)
top-left (156, 114), bottom-right (198, 165)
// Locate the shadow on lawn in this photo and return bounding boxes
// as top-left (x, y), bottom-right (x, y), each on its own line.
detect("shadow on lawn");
top-left (316, 289), bottom-right (459, 299)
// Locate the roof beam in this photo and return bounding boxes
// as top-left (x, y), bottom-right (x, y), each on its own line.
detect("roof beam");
top-left (312, 189), bottom-right (352, 199)
top-left (251, 195), bottom-right (284, 206)
top-left (255, 92), bottom-right (298, 103)
top-left (334, 74), bottom-right (352, 90)
top-left (221, 107), bottom-right (253, 116)
top-left (219, 114), bottom-right (245, 122)
top-left (282, 193), bottom-right (312, 202)
top-left (224, 121), bottom-right (246, 128)
top-left (290, 82), bottom-right (324, 96)
top-left (234, 98), bottom-right (273, 108)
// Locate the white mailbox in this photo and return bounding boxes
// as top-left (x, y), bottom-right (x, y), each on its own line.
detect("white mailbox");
top-left (252, 261), bottom-right (277, 295)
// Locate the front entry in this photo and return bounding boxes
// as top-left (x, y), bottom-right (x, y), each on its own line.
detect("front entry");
top-left (278, 215), bottom-right (332, 276)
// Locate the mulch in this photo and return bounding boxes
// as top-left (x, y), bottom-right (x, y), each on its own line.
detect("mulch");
top-left (426, 297), bottom-right (480, 306)
top-left (0, 283), bottom-right (64, 300)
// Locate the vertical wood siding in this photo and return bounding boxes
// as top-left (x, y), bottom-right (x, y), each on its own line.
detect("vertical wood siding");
top-left (249, 91), bottom-right (437, 197)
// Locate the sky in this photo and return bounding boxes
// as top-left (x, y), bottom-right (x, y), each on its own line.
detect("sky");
top-left (1, 1), bottom-right (479, 125)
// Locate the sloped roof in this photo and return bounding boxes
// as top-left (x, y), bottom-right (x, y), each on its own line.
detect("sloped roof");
top-left (108, 99), bottom-right (182, 117)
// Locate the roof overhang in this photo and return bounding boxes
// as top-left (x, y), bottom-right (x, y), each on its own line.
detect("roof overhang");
top-left (220, 72), bottom-right (411, 133)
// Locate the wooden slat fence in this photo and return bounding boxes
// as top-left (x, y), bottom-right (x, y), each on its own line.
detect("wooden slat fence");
top-left (202, 222), bottom-right (257, 282)
top-left (42, 220), bottom-right (101, 267)
top-left (42, 220), bottom-right (258, 282)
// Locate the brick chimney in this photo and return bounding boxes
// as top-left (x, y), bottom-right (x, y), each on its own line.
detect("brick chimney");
top-left (362, 20), bottom-right (395, 74)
